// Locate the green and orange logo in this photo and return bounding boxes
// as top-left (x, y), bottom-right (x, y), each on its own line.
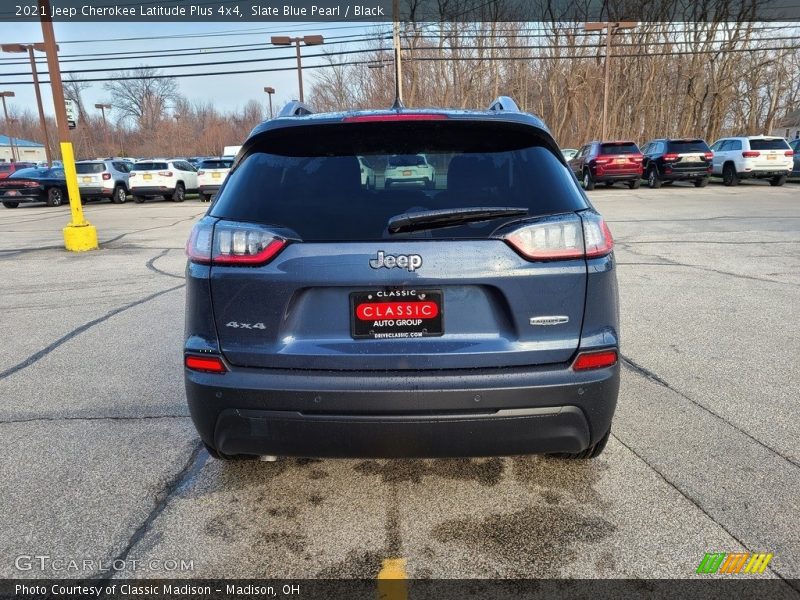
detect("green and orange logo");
top-left (696, 552), bottom-right (773, 574)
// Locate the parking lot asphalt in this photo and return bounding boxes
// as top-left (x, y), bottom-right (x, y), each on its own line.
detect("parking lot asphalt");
top-left (0, 181), bottom-right (798, 585)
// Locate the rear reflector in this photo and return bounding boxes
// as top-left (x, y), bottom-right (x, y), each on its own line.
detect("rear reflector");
top-left (572, 349), bottom-right (618, 371)
top-left (342, 113), bottom-right (448, 122)
top-left (185, 355), bottom-right (227, 373)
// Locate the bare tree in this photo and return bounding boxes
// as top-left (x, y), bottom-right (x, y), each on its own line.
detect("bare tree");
top-left (103, 66), bottom-right (179, 132)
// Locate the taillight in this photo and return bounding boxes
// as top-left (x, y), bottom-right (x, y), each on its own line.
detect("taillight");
top-left (592, 157), bottom-right (611, 165)
top-left (785, 150), bottom-right (794, 157)
top-left (342, 114), bottom-right (448, 122)
top-left (663, 153), bottom-right (679, 161)
top-left (102, 172), bottom-right (111, 180)
top-left (185, 354), bottom-right (227, 374)
top-left (704, 152), bottom-right (714, 160)
top-left (158, 171), bottom-right (173, 177)
top-left (501, 212), bottom-right (613, 261)
top-left (630, 154), bottom-right (644, 162)
top-left (742, 151), bottom-right (760, 158)
top-left (186, 220), bottom-right (289, 267)
top-left (572, 349), bottom-right (618, 371)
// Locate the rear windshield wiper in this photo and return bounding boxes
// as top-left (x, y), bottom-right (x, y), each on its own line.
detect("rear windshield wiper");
top-left (387, 206), bottom-right (529, 234)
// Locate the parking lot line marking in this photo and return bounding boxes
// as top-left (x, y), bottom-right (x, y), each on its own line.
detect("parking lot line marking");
top-left (377, 558), bottom-right (407, 600)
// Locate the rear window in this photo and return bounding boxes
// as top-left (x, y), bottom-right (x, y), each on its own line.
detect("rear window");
top-left (200, 159), bottom-right (233, 169)
top-left (210, 120), bottom-right (588, 241)
top-left (76, 162), bottom-right (106, 174)
top-left (749, 138), bottom-right (790, 151)
top-left (11, 168), bottom-right (55, 179)
top-left (387, 154), bottom-right (427, 167)
top-left (667, 140), bottom-right (710, 152)
top-left (600, 142), bottom-right (639, 155)
top-left (133, 162), bottom-right (168, 171)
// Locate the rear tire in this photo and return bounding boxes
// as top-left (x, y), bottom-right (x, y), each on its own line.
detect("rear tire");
top-left (111, 185), bottom-right (127, 204)
top-left (2, 201), bottom-right (19, 209)
top-left (722, 163), bottom-right (739, 186)
top-left (694, 177), bottom-right (709, 187)
top-left (550, 428), bottom-right (611, 460)
top-left (647, 166), bottom-right (662, 189)
top-left (770, 174), bottom-right (787, 187)
top-left (133, 195), bottom-right (146, 204)
top-left (46, 187), bottom-right (64, 207)
top-left (172, 183), bottom-right (186, 202)
top-left (628, 178), bottom-right (641, 189)
top-left (582, 169), bottom-right (595, 191)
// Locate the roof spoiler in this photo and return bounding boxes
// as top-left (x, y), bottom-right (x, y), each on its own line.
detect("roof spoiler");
top-left (278, 100), bottom-right (315, 117)
top-left (488, 96), bottom-right (520, 112)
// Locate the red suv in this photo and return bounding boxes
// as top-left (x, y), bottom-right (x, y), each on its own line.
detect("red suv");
top-left (0, 162), bottom-right (37, 180)
top-left (568, 141), bottom-right (643, 190)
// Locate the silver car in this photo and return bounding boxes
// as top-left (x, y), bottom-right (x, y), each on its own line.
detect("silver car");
top-left (75, 159), bottom-right (131, 204)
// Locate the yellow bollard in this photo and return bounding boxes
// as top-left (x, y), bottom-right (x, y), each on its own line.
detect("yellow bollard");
top-left (60, 141), bottom-right (98, 252)
top-left (377, 558), bottom-right (408, 600)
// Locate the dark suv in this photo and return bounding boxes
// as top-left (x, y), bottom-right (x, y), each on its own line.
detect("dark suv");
top-left (641, 138), bottom-right (713, 188)
top-left (568, 141), bottom-right (643, 190)
top-left (184, 97), bottom-right (620, 460)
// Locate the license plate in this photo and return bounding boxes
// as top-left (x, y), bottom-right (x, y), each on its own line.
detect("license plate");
top-left (767, 155), bottom-right (776, 160)
top-left (615, 158), bottom-right (627, 164)
top-left (350, 289), bottom-right (443, 339)
top-left (402, 170), bottom-right (412, 176)
top-left (212, 172), bottom-right (221, 178)
top-left (143, 173), bottom-right (152, 180)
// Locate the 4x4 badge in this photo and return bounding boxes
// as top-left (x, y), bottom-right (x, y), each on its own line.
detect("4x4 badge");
top-left (369, 251), bottom-right (423, 272)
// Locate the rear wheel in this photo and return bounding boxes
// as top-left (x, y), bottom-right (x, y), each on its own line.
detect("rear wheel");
top-left (647, 166), bottom-right (662, 189)
top-left (46, 187), bottom-right (64, 207)
top-left (133, 195), bottom-right (146, 204)
top-left (694, 177), bottom-right (709, 187)
top-left (582, 169), bottom-right (595, 191)
top-left (550, 428), bottom-right (611, 460)
top-left (111, 185), bottom-right (127, 204)
top-left (722, 163), bottom-right (739, 186)
top-left (172, 183), bottom-right (186, 202)
top-left (2, 201), bottom-right (19, 209)
top-left (770, 174), bottom-right (787, 187)
top-left (628, 178), bottom-right (641, 189)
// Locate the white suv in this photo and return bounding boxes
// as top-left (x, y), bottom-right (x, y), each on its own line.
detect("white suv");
top-left (129, 159), bottom-right (199, 202)
top-left (709, 136), bottom-right (793, 186)
top-left (384, 154), bottom-right (436, 189)
top-left (197, 157), bottom-right (233, 201)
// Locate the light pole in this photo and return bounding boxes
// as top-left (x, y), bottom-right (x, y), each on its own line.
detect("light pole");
top-left (263, 86), bottom-right (275, 118)
top-left (0, 91), bottom-right (19, 163)
top-left (95, 103), bottom-right (111, 156)
top-left (40, 0), bottom-right (98, 252)
top-left (584, 21), bottom-right (637, 140)
top-left (1, 43), bottom-right (55, 165)
top-left (270, 34), bottom-right (324, 103)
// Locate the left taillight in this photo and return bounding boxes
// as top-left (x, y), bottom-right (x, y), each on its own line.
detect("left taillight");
top-left (186, 220), bottom-right (289, 267)
top-left (102, 172), bottom-right (112, 180)
top-left (185, 354), bottom-right (227, 374)
top-left (501, 212), bottom-right (613, 261)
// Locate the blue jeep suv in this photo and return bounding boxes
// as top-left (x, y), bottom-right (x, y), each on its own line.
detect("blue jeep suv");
top-left (184, 97), bottom-right (620, 460)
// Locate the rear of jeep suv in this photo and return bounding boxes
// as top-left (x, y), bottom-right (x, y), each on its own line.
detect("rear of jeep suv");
top-left (184, 99), bottom-right (620, 460)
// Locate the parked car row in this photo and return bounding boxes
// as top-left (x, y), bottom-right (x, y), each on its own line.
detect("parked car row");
top-left (0, 156), bottom-right (234, 208)
top-left (563, 135), bottom-right (795, 190)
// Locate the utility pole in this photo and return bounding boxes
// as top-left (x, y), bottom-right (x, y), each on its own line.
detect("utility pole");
top-left (1, 43), bottom-right (54, 164)
top-left (40, 0), bottom-right (98, 252)
top-left (584, 21), bottom-right (637, 140)
top-left (0, 92), bottom-right (19, 162)
top-left (270, 35), bottom-right (324, 103)
top-left (392, 0), bottom-right (403, 108)
top-left (95, 103), bottom-right (111, 156)
top-left (263, 86), bottom-right (275, 118)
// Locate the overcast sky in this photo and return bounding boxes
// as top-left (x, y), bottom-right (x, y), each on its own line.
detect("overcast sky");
top-left (0, 21), bottom-right (384, 121)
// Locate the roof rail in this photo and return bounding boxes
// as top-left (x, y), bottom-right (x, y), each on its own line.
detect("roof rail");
top-left (488, 96), bottom-right (520, 112)
top-left (278, 100), bottom-right (315, 117)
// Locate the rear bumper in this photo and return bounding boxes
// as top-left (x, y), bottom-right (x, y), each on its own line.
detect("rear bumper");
top-left (185, 360), bottom-right (619, 458)
top-left (662, 170), bottom-right (710, 180)
top-left (593, 171), bottom-right (641, 181)
top-left (78, 186), bottom-right (112, 197)
top-left (1, 193), bottom-right (42, 203)
top-left (130, 186), bottom-right (174, 195)
top-left (738, 169), bottom-right (790, 178)
top-left (198, 184), bottom-right (221, 194)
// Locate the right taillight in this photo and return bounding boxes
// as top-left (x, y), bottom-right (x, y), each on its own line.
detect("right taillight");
top-left (502, 212), bottom-right (613, 261)
top-left (186, 220), bottom-right (288, 267)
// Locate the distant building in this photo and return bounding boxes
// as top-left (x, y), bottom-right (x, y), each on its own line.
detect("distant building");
top-left (771, 109), bottom-right (800, 140)
top-left (0, 134), bottom-right (47, 163)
